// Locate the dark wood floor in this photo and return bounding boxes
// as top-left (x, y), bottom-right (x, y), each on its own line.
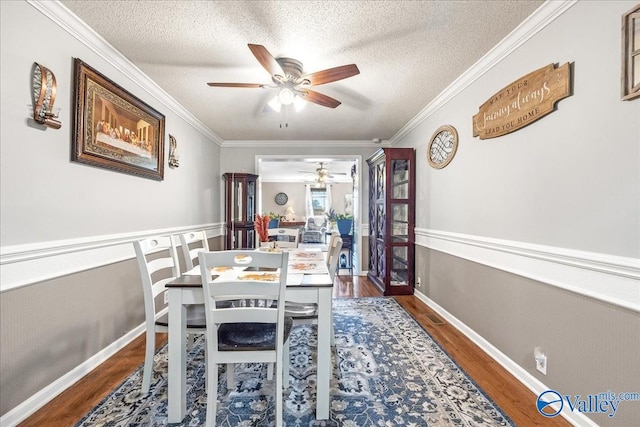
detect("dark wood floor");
top-left (19, 275), bottom-right (569, 427)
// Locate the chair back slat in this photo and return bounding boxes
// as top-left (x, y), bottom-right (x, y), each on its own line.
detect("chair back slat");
top-left (179, 230), bottom-right (209, 270)
top-left (134, 236), bottom-right (181, 318)
top-left (213, 308), bottom-right (277, 324)
top-left (267, 228), bottom-right (300, 248)
top-left (208, 281), bottom-right (281, 300)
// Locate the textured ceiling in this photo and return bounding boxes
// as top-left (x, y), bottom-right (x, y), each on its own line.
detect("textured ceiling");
top-left (60, 0), bottom-right (544, 143)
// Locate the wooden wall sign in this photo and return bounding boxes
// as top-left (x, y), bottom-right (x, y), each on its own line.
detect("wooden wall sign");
top-left (472, 63), bottom-right (572, 139)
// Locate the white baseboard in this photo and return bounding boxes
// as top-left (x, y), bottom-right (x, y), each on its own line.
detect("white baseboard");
top-left (0, 325), bottom-right (144, 427)
top-left (413, 289), bottom-right (598, 427)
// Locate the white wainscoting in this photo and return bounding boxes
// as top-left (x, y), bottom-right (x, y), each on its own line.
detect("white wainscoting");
top-left (0, 324), bottom-right (145, 427)
top-left (0, 223), bottom-right (224, 426)
top-left (0, 223), bottom-right (224, 293)
top-left (416, 228), bottom-right (640, 313)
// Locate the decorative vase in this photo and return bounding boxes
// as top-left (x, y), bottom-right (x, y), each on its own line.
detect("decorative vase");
top-left (337, 219), bottom-right (353, 235)
top-left (268, 219), bottom-right (279, 229)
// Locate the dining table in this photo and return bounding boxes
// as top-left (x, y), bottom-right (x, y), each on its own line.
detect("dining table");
top-left (165, 247), bottom-right (334, 423)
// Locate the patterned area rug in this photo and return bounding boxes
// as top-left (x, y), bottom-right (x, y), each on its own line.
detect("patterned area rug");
top-left (77, 297), bottom-right (514, 426)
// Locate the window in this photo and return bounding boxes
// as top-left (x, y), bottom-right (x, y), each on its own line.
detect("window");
top-left (311, 188), bottom-right (326, 214)
top-left (622, 4), bottom-right (640, 100)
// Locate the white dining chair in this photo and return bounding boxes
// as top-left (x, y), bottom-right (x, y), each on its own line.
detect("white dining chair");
top-left (283, 236), bottom-right (342, 378)
top-left (267, 227), bottom-right (300, 248)
top-left (179, 230), bottom-right (209, 270)
top-left (199, 250), bottom-right (292, 427)
top-left (133, 235), bottom-right (206, 394)
top-left (326, 235), bottom-right (343, 282)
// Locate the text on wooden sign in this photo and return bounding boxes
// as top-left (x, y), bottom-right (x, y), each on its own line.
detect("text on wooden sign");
top-left (472, 63), bottom-right (572, 139)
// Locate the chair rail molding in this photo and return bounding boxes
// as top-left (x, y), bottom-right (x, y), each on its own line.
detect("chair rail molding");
top-left (0, 223), bottom-right (223, 293)
top-left (415, 228), bottom-right (640, 313)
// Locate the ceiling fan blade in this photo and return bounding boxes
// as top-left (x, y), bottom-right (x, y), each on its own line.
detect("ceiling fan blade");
top-left (207, 82), bottom-right (264, 88)
top-left (248, 44), bottom-right (284, 77)
top-left (299, 89), bottom-right (341, 108)
top-left (302, 64), bottom-right (360, 86)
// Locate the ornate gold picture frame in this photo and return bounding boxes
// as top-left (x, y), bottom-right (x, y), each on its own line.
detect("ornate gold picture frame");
top-left (621, 4), bottom-right (640, 100)
top-left (72, 58), bottom-right (165, 180)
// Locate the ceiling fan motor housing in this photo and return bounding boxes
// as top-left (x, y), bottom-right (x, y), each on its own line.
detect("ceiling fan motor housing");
top-left (275, 57), bottom-right (305, 83)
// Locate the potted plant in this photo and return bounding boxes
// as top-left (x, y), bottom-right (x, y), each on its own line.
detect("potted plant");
top-left (254, 214), bottom-right (270, 243)
top-left (266, 212), bottom-right (280, 228)
top-left (336, 213), bottom-right (353, 235)
top-left (327, 208), bottom-right (338, 231)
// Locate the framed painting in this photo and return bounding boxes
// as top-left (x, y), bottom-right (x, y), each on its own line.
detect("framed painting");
top-left (72, 58), bottom-right (165, 180)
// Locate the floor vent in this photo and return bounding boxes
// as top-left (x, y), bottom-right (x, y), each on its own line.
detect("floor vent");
top-left (426, 312), bottom-right (446, 325)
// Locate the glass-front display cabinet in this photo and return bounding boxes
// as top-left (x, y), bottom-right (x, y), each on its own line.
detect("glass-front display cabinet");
top-left (366, 148), bottom-right (415, 295)
top-left (223, 173), bottom-right (258, 249)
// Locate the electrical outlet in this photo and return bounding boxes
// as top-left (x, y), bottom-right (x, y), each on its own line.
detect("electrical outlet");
top-left (534, 347), bottom-right (547, 375)
top-left (164, 291), bottom-right (169, 304)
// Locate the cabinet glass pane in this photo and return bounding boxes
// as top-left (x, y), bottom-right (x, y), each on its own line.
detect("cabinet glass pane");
top-left (247, 180), bottom-right (255, 221)
top-left (376, 163), bottom-right (385, 199)
top-left (247, 229), bottom-right (255, 249)
top-left (232, 181), bottom-right (243, 222)
top-left (391, 246), bottom-right (408, 285)
top-left (391, 203), bottom-right (409, 242)
top-left (391, 159), bottom-right (409, 199)
top-left (392, 182), bottom-right (409, 199)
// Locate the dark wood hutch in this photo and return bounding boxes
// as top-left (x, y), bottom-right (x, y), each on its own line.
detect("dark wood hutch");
top-left (223, 173), bottom-right (258, 249)
top-left (366, 148), bottom-right (416, 295)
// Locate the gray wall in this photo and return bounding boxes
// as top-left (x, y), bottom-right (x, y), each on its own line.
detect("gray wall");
top-left (0, 0), bottom-right (222, 418)
top-left (416, 248), bottom-right (640, 427)
top-left (2, 1), bottom-right (639, 426)
top-left (262, 181), bottom-right (353, 220)
top-left (401, 1), bottom-right (640, 425)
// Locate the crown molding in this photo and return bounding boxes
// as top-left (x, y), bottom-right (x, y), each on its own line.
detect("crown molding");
top-left (390, 0), bottom-right (579, 144)
top-left (28, 0), bottom-right (224, 146)
top-left (222, 140), bottom-right (384, 148)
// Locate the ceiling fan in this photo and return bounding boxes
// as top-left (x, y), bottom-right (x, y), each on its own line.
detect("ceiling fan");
top-left (207, 44), bottom-right (360, 110)
top-left (299, 162), bottom-right (348, 181)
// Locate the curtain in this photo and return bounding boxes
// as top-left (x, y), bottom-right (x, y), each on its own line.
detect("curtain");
top-left (325, 184), bottom-right (333, 216)
top-left (305, 185), bottom-right (314, 219)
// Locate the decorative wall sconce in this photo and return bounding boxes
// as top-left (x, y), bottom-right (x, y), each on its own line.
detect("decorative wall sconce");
top-left (168, 134), bottom-right (180, 168)
top-left (32, 62), bottom-right (61, 129)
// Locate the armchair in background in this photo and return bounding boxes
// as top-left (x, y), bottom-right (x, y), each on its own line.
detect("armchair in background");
top-left (301, 215), bottom-right (327, 243)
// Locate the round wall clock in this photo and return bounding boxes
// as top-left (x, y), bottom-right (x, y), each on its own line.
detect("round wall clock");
top-left (428, 125), bottom-right (458, 169)
top-left (275, 192), bottom-right (288, 205)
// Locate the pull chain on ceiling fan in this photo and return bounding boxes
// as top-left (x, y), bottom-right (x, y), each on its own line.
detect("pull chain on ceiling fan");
top-left (207, 44), bottom-right (360, 110)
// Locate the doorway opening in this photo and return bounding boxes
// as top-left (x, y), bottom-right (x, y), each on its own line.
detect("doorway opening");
top-left (255, 155), bottom-right (362, 276)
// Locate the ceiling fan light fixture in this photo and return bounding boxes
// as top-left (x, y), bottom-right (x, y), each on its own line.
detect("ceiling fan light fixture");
top-left (267, 96), bottom-right (282, 112)
top-left (278, 87), bottom-right (295, 105)
top-left (293, 95), bottom-right (306, 112)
